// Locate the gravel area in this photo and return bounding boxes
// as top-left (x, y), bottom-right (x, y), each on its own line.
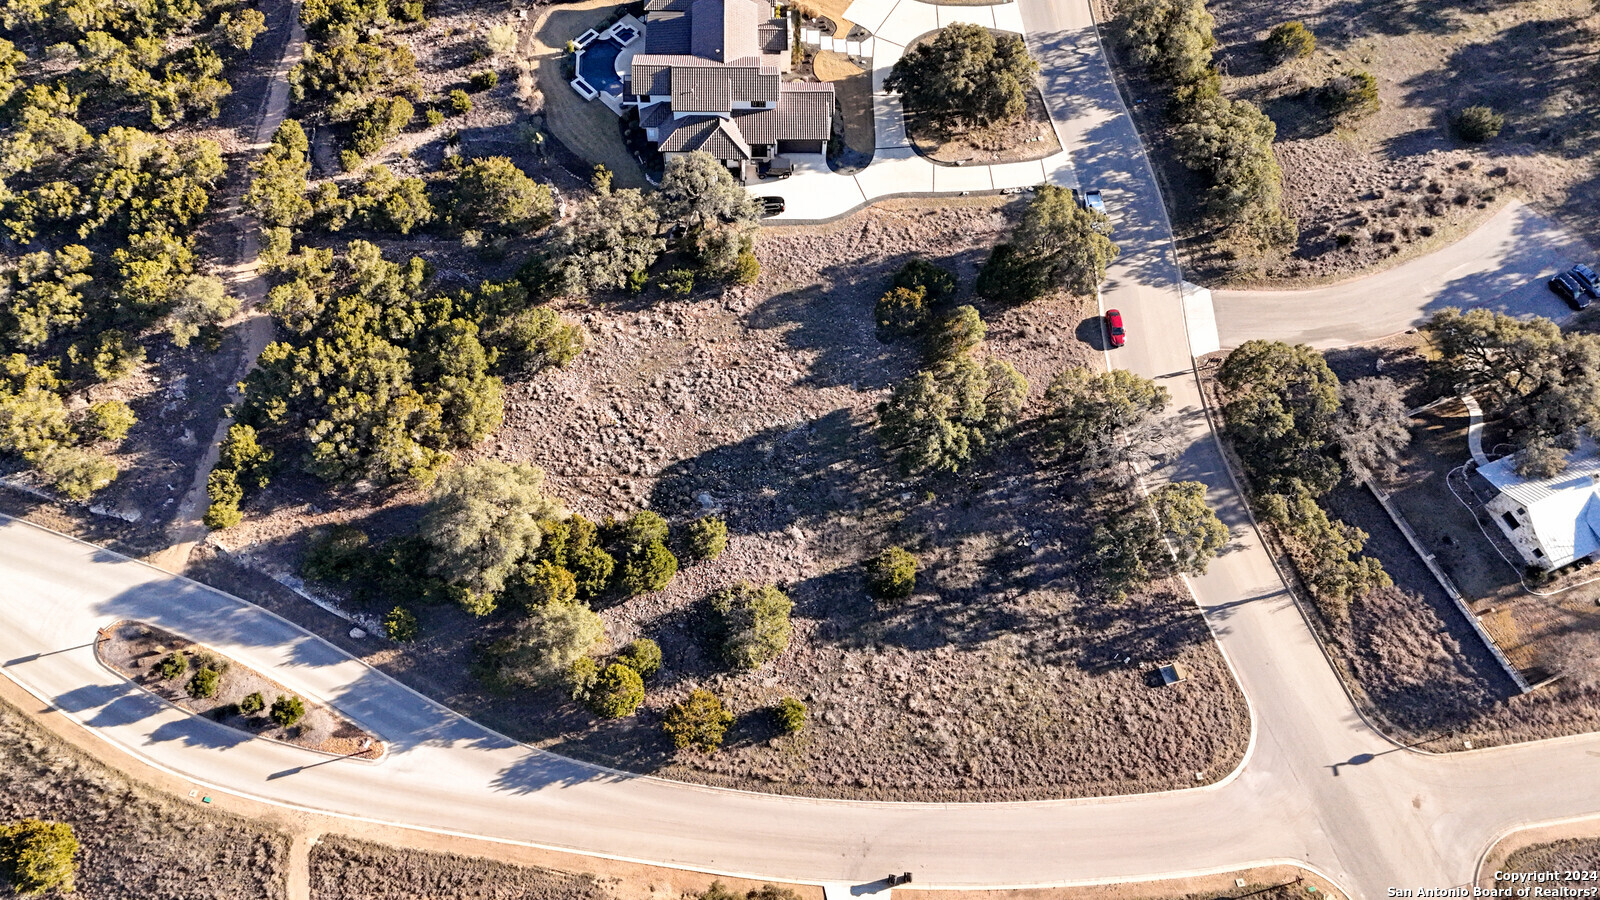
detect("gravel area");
top-left (0, 693), bottom-right (289, 900)
top-left (99, 621), bottom-right (384, 759)
top-left (207, 200), bottom-right (1249, 801)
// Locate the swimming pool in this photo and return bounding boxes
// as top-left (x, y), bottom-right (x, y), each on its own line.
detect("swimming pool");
top-left (578, 38), bottom-right (625, 96)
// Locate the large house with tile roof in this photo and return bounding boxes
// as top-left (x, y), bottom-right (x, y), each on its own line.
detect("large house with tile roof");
top-left (626, 0), bottom-right (834, 181)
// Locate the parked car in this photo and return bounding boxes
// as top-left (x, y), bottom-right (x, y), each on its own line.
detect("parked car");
top-left (1072, 188), bottom-right (1107, 215)
top-left (1549, 272), bottom-right (1591, 311)
top-left (1570, 263), bottom-right (1600, 298)
top-left (1105, 308), bottom-right (1126, 347)
top-left (760, 196), bottom-right (785, 218)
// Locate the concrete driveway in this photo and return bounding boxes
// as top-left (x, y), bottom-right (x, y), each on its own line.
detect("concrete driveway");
top-left (1212, 200), bottom-right (1597, 350)
top-left (747, 0), bottom-right (1076, 221)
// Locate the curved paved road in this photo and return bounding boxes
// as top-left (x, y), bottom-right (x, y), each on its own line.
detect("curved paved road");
top-left (4, 3), bottom-right (1600, 898)
top-left (1212, 200), bottom-right (1595, 350)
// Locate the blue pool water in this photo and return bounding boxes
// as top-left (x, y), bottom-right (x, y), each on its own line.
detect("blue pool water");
top-left (580, 39), bottom-right (624, 95)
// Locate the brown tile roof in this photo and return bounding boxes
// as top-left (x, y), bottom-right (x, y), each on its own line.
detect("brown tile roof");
top-left (671, 66), bottom-right (734, 113)
top-left (639, 102), bottom-right (674, 128)
top-left (659, 116), bottom-right (753, 159)
top-left (689, 0), bottom-right (760, 62)
top-left (732, 83), bottom-right (833, 143)
top-left (644, 12), bottom-right (693, 54)
top-left (757, 20), bottom-right (788, 53)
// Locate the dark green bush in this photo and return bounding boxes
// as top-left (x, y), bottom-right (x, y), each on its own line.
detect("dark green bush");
top-left (617, 638), bottom-right (662, 679)
top-left (303, 525), bottom-right (371, 583)
top-left (239, 691), bottom-right (265, 714)
top-left (875, 285), bottom-right (930, 342)
top-left (186, 667), bottom-right (221, 699)
top-left (663, 688), bottom-right (733, 752)
top-left (661, 268), bottom-right (695, 297)
top-left (584, 662), bottom-right (645, 718)
top-left (270, 694), bottom-right (306, 728)
top-left (774, 696), bottom-right (806, 732)
top-left (685, 516), bottom-right (728, 562)
top-left (154, 651), bottom-right (188, 680)
top-left (470, 70), bottom-right (499, 91)
top-left (1263, 21), bottom-right (1314, 62)
top-left (708, 582), bottom-right (792, 669)
top-left (620, 540), bottom-right (678, 595)
top-left (866, 547), bottom-right (917, 602)
top-left (1455, 106), bottom-right (1504, 143)
top-left (450, 89), bottom-right (472, 114)
top-left (1320, 69), bottom-right (1379, 121)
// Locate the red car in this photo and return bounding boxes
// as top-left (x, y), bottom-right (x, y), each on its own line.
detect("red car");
top-left (1105, 308), bottom-right (1126, 347)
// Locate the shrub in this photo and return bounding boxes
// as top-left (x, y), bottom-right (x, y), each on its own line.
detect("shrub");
top-left (37, 447), bottom-right (117, 500)
top-left (663, 688), bottom-right (734, 752)
top-left (731, 250), bottom-right (760, 285)
top-left (86, 400), bottom-right (136, 442)
top-left (396, 0), bottom-right (424, 21)
top-left (875, 285), bottom-right (930, 342)
top-left (154, 651), bottom-right (188, 680)
top-left (1263, 21), bottom-right (1314, 62)
top-left (617, 638), bottom-right (662, 679)
top-left (620, 540), bottom-right (678, 595)
top-left (584, 662), bottom-right (645, 718)
top-left (685, 516), bottom-right (728, 562)
top-left (450, 89), bottom-right (472, 114)
top-left (0, 819), bottom-right (78, 895)
top-left (494, 600), bottom-right (605, 685)
top-left (186, 666), bottom-right (221, 699)
top-left (511, 560), bottom-right (578, 609)
top-left (239, 691), bottom-right (265, 714)
top-left (470, 70), bottom-right (499, 91)
top-left (708, 582), bottom-right (792, 669)
top-left (662, 268), bottom-right (695, 297)
top-left (866, 547), bottom-right (917, 602)
top-left (774, 696), bottom-right (806, 733)
top-left (893, 258), bottom-right (957, 302)
top-left (303, 525), bottom-right (371, 583)
top-left (485, 24), bottom-right (517, 56)
top-left (1320, 69), bottom-right (1379, 122)
top-left (270, 694), bottom-right (306, 728)
top-left (383, 605), bottom-right (419, 642)
top-left (425, 107), bottom-right (444, 127)
top-left (567, 656), bottom-right (599, 700)
top-left (626, 269), bottom-right (649, 294)
top-left (1456, 106), bottom-right (1504, 143)
top-left (203, 469), bottom-right (243, 529)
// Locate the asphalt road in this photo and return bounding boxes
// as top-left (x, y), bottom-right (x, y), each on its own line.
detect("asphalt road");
top-left (4, 3), bottom-right (1600, 898)
top-left (1212, 200), bottom-right (1594, 350)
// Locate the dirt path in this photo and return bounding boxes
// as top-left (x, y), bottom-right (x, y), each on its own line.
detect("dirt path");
top-left (287, 832), bottom-right (314, 900)
top-left (152, 4), bottom-right (306, 574)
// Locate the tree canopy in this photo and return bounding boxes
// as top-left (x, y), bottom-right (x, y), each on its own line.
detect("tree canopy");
top-left (1217, 340), bottom-right (1342, 496)
top-left (422, 460), bottom-right (565, 601)
top-left (978, 186), bottom-right (1117, 302)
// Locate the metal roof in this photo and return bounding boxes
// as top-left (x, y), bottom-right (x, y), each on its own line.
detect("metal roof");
top-left (1480, 442), bottom-right (1600, 565)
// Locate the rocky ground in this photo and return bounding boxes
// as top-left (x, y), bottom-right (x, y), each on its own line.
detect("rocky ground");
top-left (1501, 838), bottom-right (1600, 875)
top-left (0, 694), bottom-right (289, 900)
top-left (210, 199), bottom-right (1250, 801)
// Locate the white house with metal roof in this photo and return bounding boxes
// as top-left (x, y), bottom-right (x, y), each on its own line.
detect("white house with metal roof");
top-left (1480, 443), bottom-right (1600, 571)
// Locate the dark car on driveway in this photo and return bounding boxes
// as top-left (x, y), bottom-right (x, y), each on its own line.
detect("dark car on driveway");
top-left (1105, 308), bottom-right (1126, 347)
top-left (1570, 263), bottom-right (1600, 298)
top-left (1550, 272), bottom-right (1592, 311)
top-left (759, 196), bottom-right (785, 218)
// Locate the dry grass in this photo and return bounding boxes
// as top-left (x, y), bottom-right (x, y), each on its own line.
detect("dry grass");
top-left (1501, 839), bottom-right (1600, 875)
top-left (0, 694), bottom-right (289, 900)
top-left (309, 835), bottom-right (618, 900)
top-left (813, 49), bottom-right (862, 81)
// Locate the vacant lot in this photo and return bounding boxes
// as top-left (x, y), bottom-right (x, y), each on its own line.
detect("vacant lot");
top-left (0, 694), bottom-right (289, 900)
top-left (1500, 838), bottom-right (1600, 875)
top-left (209, 199), bottom-right (1249, 801)
top-left (1115, 0), bottom-right (1600, 285)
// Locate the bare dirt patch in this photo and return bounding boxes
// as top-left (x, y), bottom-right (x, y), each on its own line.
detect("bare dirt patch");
top-left (99, 621), bottom-right (384, 759)
top-left (0, 693), bottom-right (289, 900)
top-left (207, 201), bottom-right (1248, 801)
top-left (906, 83), bottom-right (1063, 165)
top-left (1113, 0), bottom-right (1600, 286)
top-left (905, 867), bottom-right (1345, 900)
top-left (309, 834), bottom-right (617, 900)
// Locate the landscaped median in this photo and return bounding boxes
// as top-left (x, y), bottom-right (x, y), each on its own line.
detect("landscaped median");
top-left (96, 621), bottom-right (384, 760)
